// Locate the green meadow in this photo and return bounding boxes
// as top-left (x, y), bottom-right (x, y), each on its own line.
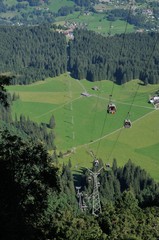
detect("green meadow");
top-left (4, 0), bottom-right (17, 6)
top-left (8, 73), bottom-right (159, 180)
top-left (48, 0), bottom-right (74, 12)
top-left (55, 12), bottom-right (135, 35)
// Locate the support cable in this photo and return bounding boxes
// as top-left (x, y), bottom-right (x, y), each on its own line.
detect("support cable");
top-left (107, 32), bottom-right (159, 163)
top-left (95, 1), bottom-right (134, 157)
top-left (87, 19), bottom-right (114, 154)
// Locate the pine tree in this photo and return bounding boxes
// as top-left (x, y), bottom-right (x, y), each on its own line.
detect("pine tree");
top-left (0, 75), bottom-right (13, 107)
top-left (49, 114), bottom-right (55, 129)
top-left (0, 129), bottom-right (60, 239)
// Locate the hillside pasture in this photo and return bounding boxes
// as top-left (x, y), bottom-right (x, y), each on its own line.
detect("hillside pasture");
top-left (55, 12), bottom-right (135, 35)
top-left (48, 0), bottom-right (74, 13)
top-left (4, 0), bottom-right (17, 6)
top-left (8, 73), bottom-right (159, 180)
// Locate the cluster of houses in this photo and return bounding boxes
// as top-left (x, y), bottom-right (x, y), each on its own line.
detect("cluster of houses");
top-left (81, 86), bottom-right (100, 97)
top-left (56, 21), bottom-right (87, 40)
top-left (81, 92), bottom-right (92, 97)
top-left (149, 95), bottom-right (159, 109)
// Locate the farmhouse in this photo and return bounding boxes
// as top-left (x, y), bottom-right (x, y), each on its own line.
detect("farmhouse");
top-left (92, 86), bottom-right (99, 91)
top-left (154, 99), bottom-right (159, 109)
top-left (155, 103), bottom-right (159, 109)
top-left (81, 92), bottom-right (91, 97)
top-left (154, 99), bottom-right (159, 104)
top-left (149, 96), bottom-right (159, 104)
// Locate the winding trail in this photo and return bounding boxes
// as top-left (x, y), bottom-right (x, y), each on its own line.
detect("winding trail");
top-left (34, 96), bottom-right (81, 119)
top-left (34, 79), bottom-right (87, 119)
top-left (76, 79), bottom-right (87, 92)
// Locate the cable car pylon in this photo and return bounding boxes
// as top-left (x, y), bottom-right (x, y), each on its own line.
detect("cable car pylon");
top-left (76, 186), bottom-right (87, 212)
top-left (76, 150), bottom-right (103, 216)
top-left (87, 166), bottom-right (103, 216)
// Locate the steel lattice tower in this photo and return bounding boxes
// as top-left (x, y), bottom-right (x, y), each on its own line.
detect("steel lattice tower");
top-left (76, 150), bottom-right (103, 215)
top-left (76, 186), bottom-right (87, 212)
top-left (87, 167), bottom-right (103, 216)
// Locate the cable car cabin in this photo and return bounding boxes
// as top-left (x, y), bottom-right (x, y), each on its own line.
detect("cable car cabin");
top-left (107, 103), bottom-right (116, 114)
top-left (94, 159), bottom-right (99, 167)
top-left (124, 119), bottom-right (132, 128)
top-left (106, 163), bottom-right (110, 168)
top-left (88, 177), bottom-right (92, 181)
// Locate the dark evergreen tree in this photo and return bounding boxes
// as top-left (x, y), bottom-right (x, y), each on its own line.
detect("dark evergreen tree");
top-left (0, 25), bottom-right (67, 84)
top-left (13, 115), bottom-right (55, 150)
top-left (0, 75), bottom-right (13, 107)
top-left (68, 29), bottom-right (159, 85)
top-left (0, 129), bottom-right (60, 240)
top-left (49, 114), bottom-right (55, 129)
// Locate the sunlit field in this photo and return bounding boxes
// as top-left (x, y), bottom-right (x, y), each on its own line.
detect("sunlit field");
top-left (8, 73), bottom-right (159, 180)
top-left (55, 12), bottom-right (135, 35)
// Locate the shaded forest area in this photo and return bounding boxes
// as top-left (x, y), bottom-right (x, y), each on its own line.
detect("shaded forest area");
top-left (82, 159), bottom-right (159, 207)
top-left (0, 25), bottom-right (67, 84)
top-left (68, 29), bottom-right (159, 85)
top-left (1, 128), bottom-right (159, 240)
top-left (0, 26), bottom-right (159, 85)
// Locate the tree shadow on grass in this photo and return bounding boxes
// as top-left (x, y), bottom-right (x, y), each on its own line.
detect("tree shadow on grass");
top-left (73, 167), bottom-right (87, 188)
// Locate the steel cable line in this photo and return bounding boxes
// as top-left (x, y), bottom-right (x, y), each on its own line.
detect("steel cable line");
top-left (87, 2), bottom-right (133, 150)
top-left (106, 84), bottom-right (141, 163)
top-left (110, 1), bottom-right (134, 95)
top-left (95, 1), bottom-right (134, 158)
top-left (89, 82), bottom-right (103, 142)
top-left (107, 31), bottom-right (159, 163)
top-left (86, 19), bottom-right (115, 157)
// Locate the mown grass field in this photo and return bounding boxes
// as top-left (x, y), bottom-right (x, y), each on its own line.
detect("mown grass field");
top-left (48, 0), bottom-right (74, 12)
top-left (55, 12), bottom-right (135, 35)
top-left (8, 73), bottom-right (159, 180)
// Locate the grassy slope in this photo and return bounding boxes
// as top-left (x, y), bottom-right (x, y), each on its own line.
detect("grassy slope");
top-left (8, 73), bottom-right (159, 180)
top-left (56, 12), bottom-right (135, 35)
top-left (2, 0), bottom-right (74, 20)
top-left (4, 0), bottom-right (17, 5)
top-left (2, 1), bottom-right (135, 36)
top-left (48, 0), bottom-right (74, 13)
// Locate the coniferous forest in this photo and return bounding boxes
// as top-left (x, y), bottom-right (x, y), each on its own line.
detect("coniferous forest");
top-left (0, 26), bottom-right (159, 85)
top-left (0, 25), bottom-right (67, 84)
top-left (68, 29), bottom-right (159, 85)
top-left (1, 76), bottom-right (159, 239)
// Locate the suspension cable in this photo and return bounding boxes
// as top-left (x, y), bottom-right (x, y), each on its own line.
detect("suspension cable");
top-left (107, 32), bottom-right (159, 163)
top-left (95, 1), bottom-right (134, 157)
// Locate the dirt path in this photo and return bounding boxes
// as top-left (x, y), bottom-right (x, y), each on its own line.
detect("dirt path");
top-left (34, 96), bottom-right (81, 119)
